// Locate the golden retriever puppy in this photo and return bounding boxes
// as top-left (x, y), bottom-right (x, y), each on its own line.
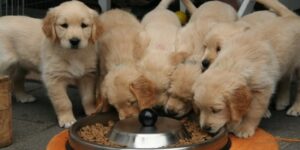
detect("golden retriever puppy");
top-left (165, 0), bottom-right (237, 117)
top-left (98, 9), bottom-right (149, 120)
top-left (131, 0), bottom-right (181, 110)
top-left (41, 1), bottom-right (102, 128)
top-left (201, 11), bottom-right (277, 70)
top-left (0, 16), bottom-right (43, 103)
top-left (193, 0), bottom-right (300, 138)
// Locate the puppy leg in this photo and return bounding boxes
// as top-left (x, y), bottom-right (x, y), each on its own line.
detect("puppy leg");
top-left (287, 70), bottom-right (300, 116)
top-left (78, 74), bottom-right (97, 115)
top-left (45, 78), bottom-right (76, 128)
top-left (13, 68), bottom-right (36, 103)
top-left (230, 87), bottom-right (273, 138)
top-left (275, 76), bottom-right (291, 110)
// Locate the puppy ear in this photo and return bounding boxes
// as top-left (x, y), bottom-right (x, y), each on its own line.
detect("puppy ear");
top-left (95, 94), bottom-right (110, 113)
top-left (227, 86), bottom-right (252, 122)
top-left (130, 75), bottom-right (157, 110)
top-left (91, 11), bottom-right (103, 44)
top-left (43, 8), bottom-right (57, 42)
top-left (133, 31), bottom-right (149, 61)
top-left (170, 51), bottom-right (190, 65)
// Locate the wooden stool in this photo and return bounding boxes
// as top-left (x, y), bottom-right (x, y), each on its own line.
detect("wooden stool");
top-left (0, 76), bottom-right (12, 148)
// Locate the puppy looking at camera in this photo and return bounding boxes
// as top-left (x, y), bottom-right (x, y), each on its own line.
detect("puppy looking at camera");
top-left (193, 0), bottom-right (300, 138)
top-left (98, 9), bottom-right (149, 120)
top-left (41, 1), bottom-right (102, 128)
top-left (165, 0), bottom-right (237, 117)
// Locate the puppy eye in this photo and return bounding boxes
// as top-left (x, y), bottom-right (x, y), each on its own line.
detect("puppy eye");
top-left (60, 23), bottom-right (68, 28)
top-left (212, 108), bottom-right (222, 114)
top-left (81, 23), bottom-right (88, 28)
top-left (127, 100), bottom-right (137, 106)
top-left (216, 46), bottom-right (221, 52)
top-left (203, 45), bottom-right (207, 49)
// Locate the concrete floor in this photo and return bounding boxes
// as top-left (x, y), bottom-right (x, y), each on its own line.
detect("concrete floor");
top-left (0, 81), bottom-right (300, 150)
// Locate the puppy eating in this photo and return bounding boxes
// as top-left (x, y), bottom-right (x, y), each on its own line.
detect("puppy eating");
top-left (41, 1), bottom-right (102, 128)
top-left (193, 0), bottom-right (300, 138)
top-left (165, 0), bottom-right (237, 117)
top-left (98, 9), bottom-right (149, 120)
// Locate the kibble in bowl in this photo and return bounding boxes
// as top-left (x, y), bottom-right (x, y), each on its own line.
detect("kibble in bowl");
top-left (69, 112), bottom-right (230, 150)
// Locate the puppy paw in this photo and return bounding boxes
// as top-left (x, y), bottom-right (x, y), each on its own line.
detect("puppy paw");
top-left (275, 99), bottom-right (289, 111)
top-left (232, 127), bottom-right (255, 138)
top-left (58, 115), bottom-right (77, 128)
top-left (16, 94), bottom-right (36, 103)
top-left (263, 109), bottom-right (271, 118)
top-left (286, 105), bottom-right (300, 116)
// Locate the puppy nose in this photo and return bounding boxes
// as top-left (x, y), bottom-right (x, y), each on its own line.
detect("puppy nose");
top-left (69, 37), bottom-right (80, 46)
top-left (202, 125), bottom-right (212, 132)
top-left (202, 59), bottom-right (210, 69)
top-left (166, 109), bottom-right (178, 117)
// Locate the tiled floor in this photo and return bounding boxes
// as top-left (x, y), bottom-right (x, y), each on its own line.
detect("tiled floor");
top-left (0, 81), bottom-right (300, 150)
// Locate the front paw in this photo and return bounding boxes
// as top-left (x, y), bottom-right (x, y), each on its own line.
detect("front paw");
top-left (58, 115), bottom-right (76, 128)
top-left (287, 104), bottom-right (300, 116)
top-left (15, 93), bottom-right (36, 103)
top-left (276, 98), bottom-right (290, 111)
top-left (231, 126), bottom-right (255, 138)
top-left (263, 109), bottom-right (271, 118)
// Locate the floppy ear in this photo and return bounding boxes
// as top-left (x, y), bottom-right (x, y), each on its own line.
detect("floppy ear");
top-left (227, 86), bottom-right (252, 122)
top-left (90, 11), bottom-right (103, 44)
top-left (43, 8), bottom-right (57, 42)
top-left (129, 75), bottom-right (157, 110)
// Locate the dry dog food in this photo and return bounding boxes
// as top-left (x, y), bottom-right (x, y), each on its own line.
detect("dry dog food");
top-left (78, 120), bottom-right (212, 147)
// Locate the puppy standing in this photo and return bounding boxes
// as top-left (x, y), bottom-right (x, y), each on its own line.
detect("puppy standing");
top-left (131, 0), bottom-right (181, 109)
top-left (193, 0), bottom-right (300, 138)
top-left (41, 1), bottom-right (102, 128)
top-left (98, 9), bottom-right (149, 120)
top-left (165, 0), bottom-right (237, 117)
top-left (0, 16), bottom-right (43, 102)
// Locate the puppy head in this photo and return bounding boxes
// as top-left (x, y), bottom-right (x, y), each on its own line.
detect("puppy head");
top-left (101, 67), bottom-right (141, 120)
top-left (165, 64), bottom-right (201, 117)
top-left (193, 72), bottom-right (252, 133)
top-left (43, 1), bottom-right (102, 49)
top-left (201, 23), bottom-right (250, 70)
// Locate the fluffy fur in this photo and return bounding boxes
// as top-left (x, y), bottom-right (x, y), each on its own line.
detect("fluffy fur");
top-left (41, 1), bottom-right (102, 128)
top-left (165, 0), bottom-right (237, 117)
top-left (192, 0), bottom-right (300, 138)
top-left (98, 9), bottom-right (149, 120)
top-left (201, 11), bottom-right (277, 70)
top-left (132, 0), bottom-right (181, 110)
top-left (0, 16), bottom-right (43, 103)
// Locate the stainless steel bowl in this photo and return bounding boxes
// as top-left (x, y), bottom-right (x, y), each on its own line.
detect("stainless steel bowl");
top-left (69, 112), bottom-right (230, 150)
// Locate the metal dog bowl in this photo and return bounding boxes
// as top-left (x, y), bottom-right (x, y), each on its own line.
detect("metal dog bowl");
top-left (69, 110), bottom-right (230, 150)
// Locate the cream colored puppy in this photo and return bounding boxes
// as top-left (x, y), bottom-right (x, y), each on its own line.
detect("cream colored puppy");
top-left (133, 0), bottom-right (181, 109)
top-left (0, 16), bottom-right (43, 102)
top-left (193, 0), bottom-right (300, 138)
top-left (41, 1), bottom-right (102, 128)
top-left (165, 0), bottom-right (237, 117)
top-left (201, 11), bottom-right (277, 70)
top-left (98, 9), bottom-right (149, 120)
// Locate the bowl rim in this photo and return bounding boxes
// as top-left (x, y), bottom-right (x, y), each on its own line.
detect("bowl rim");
top-left (69, 112), bottom-right (228, 150)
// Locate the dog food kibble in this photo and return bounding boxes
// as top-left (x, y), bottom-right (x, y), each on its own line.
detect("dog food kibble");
top-left (78, 120), bottom-right (212, 148)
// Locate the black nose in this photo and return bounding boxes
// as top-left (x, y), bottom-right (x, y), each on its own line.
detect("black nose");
top-left (166, 109), bottom-right (178, 117)
top-left (69, 37), bottom-right (80, 47)
top-left (202, 125), bottom-right (212, 132)
top-left (202, 59), bottom-right (210, 69)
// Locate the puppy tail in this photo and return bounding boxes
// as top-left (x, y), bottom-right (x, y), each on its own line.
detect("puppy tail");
top-left (181, 0), bottom-right (197, 14)
top-left (256, 0), bottom-right (297, 17)
top-left (156, 0), bottom-right (175, 9)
